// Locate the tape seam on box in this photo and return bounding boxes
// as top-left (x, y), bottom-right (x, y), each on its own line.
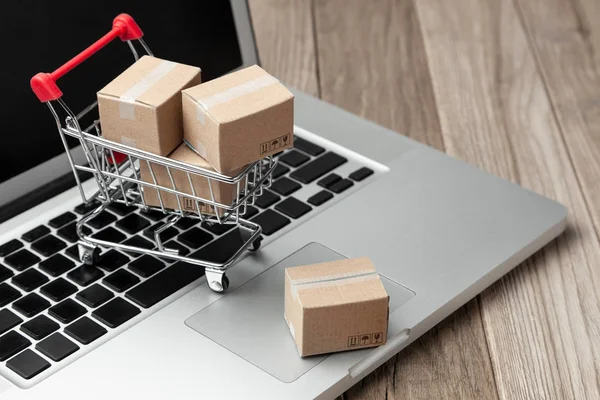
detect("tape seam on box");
top-left (290, 271), bottom-right (379, 301)
top-left (119, 60), bottom-right (177, 120)
top-left (192, 74), bottom-right (279, 124)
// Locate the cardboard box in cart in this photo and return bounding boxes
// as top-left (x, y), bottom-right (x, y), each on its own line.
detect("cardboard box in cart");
top-left (97, 55), bottom-right (201, 156)
top-left (139, 143), bottom-right (243, 215)
top-left (182, 65), bottom-right (294, 173)
top-left (284, 257), bottom-right (390, 357)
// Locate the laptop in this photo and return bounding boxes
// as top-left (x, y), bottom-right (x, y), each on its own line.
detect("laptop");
top-left (0, 1), bottom-right (567, 399)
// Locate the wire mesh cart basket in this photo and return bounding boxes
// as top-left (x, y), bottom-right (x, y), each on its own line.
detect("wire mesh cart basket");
top-left (30, 14), bottom-right (276, 293)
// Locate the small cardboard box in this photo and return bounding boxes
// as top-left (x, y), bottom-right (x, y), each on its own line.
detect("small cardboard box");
top-left (182, 64), bottom-right (294, 173)
top-left (284, 257), bottom-right (389, 357)
top-left (139, 143), bottom-right (241, 215)
top-left (97, 55), bottom-right (202, 156)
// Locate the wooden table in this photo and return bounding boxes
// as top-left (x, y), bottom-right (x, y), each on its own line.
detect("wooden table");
top-left (248, 1), bottom-right (600, 399)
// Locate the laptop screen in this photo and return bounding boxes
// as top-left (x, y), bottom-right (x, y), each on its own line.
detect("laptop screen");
top-left (1, 1), bottom-right (245, 187)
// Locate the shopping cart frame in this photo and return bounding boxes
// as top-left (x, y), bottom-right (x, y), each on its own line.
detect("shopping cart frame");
top-left (30, 13), bottom-right (277, 292)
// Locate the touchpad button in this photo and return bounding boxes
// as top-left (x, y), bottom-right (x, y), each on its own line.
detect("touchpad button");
top-left (185, 242), bottom-right (415, 383)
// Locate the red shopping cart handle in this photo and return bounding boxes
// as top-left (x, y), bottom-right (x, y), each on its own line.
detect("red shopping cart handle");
top-left (30, 13), bottom-right (143, 102)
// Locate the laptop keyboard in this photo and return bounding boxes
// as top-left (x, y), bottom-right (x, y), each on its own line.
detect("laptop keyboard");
top-left (0, 135), bottom-right (375, 384)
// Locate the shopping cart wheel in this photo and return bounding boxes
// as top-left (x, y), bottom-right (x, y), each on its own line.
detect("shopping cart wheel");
top-left (79, 244), bottom-right (100, 265)
top-left (206, 271), bottom-right (229, 293)
top-left (249, 237), bottom-right (262, 252)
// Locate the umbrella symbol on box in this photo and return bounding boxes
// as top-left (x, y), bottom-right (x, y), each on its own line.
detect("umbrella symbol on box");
top-left (271, 139), bottom-right (279, 149)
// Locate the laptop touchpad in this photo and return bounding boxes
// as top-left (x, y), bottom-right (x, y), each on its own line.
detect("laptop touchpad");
top-left (185, 242), bottom-right (415, 383)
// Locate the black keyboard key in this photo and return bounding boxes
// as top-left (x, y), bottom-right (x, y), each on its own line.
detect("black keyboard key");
top-left (48, 212), bottom-right (77, 229)
top-left (7, 349), bottom-right (50, 379)
top-left (92, 227), bottom-right (126, 243)
top-left (74, 200), bottom-right (101, 215)
top-left (76, 284), bottom-right (114, 308)
top-left (96, 250), bottom-right (130, 272)
top-left (307, 190), bottom-right (334, 206)
top-left (116, 214), bottom-right (151, 235)
top-left (87, 211), bottom-right (117, 230)
top-left (317, 173), bottom-right (341, 188)
top-left (129, 255), bottom-right (165, 278)
top-left (40, 278), bottom-right (77, 302)
top-left (159, 241), bottom-right (190, 262)
top-left (92, 297), bottom-right (140, 328)
top-left (126, 261), bottom-right (205, 309)
top-left (178, 228), bottom-right (213, 249)
top-left (294, 136), bottom-right (325, 156)
top-left (0, 283), bottom-right (21, 307)
top-left (4, 249), bottom-right (41, 271)
top-left (190, 229), bottom-right (259, 265)
top-left (275, 197), bottom-right (312, 219)
top-left (39, 254), bottom-right (75, 277)
top-left (139, 209), bottom-right (165, 221)
top-left (0, 309), bottom-right (23, 335)
top-left (0, 239), bottom-right (23, 257)
top-left (20, 315), bottom-right (59, 340)
top-left (272, 164), bottom-right (290, 179)
top-left (21, 225), bottom-right (50, 243)
top-left (0, 264), bottom-right (14, 282)
top-left (57, 221), bottom-right (92, 243)
top-left (279, 150), bottom-right (310, 167)
top-left (174, 217), bottom-right (198, 230)
top-left (290, 152), bottom-right (347, 184)
top-left (36, 332), bottom-right (79, 362)
top-left (270, 177), bottom-right (301, 196)
top-left (201, 221), bottom-right (234, 236)
top-left (349, 167), bottom-right (374, 181)
top-left (121, 235), bottom-right (154, 257)
top-left (107, 202), bottom-right (135, 216)
top-left (328, 178), bottom-right (354, 193)
top-left (64, 317), bottom-right (107, 345)
top-left (0, 331), bottom-right (30, 361)
top-left (254, 189), bottom-right (281, 209)
top-left (12, 269), bottom-right (49, 292)
top-left (143, 222), bottom-right (179, 242)
top-left (31, 234), bottom-right (67, 257)
top-left (251, 210), bottom-right (291, 235)
top-left (103, 269), bottom-right (140, 293)
top-left (65, 245), bottom-right (80, 261)
top-left (240, 205), bottom-right (259, 220)
top-left (13, 293), bottom-right (50, 318)
top-left (67, 265), bottom-right (104, 286)
top-left (48, 299), bottom-right (86, 324)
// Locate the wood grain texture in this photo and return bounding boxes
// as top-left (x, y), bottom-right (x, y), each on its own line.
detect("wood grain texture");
top-left (515, 0), bottom-right (600, 268)
top-left (247, 0), bottom-right (319, 97)
top-left (313, 0), bottom-right (444, 150)
top-left (313, 1), bottom-right (498, 399)
top-left (416, 0), bottom-right (600, 399)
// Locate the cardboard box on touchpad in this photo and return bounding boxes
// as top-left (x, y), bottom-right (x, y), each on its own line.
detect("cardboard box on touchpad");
top-left (139, 143), bottom-right (243, 215)
top-left (97, 55), bottom-right (201, 156)
top-left (284, 257), bottom-right (390, 357)
top-left (182, 65), bottom-right (294, 173)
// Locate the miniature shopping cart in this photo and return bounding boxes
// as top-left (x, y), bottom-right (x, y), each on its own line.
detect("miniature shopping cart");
top-left (30, 14), bottom-right (276, 293)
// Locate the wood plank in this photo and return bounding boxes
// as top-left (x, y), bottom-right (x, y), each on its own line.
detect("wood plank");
top-left (416, 0), bottom-right (600, 399)
top-left (313, 1), bottom-right (498, 399)
top-left (515, 0), bottom-right (600, 269)
top-left (313, 0), bottom-right (444, 150)
top-left (518, 0), bottom-right (600, 267)
top-left (247, 0), bottom-right (319, 97)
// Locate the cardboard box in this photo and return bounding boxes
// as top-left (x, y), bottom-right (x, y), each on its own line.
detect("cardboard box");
top-left (139, 143), bottom-right (241, 215)
top-left (284, 257), bottom-right (389, 357)
top-left (97, 55), bottom-right (201, 156)
top-left (182, 64), bottom-right (294, 173)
